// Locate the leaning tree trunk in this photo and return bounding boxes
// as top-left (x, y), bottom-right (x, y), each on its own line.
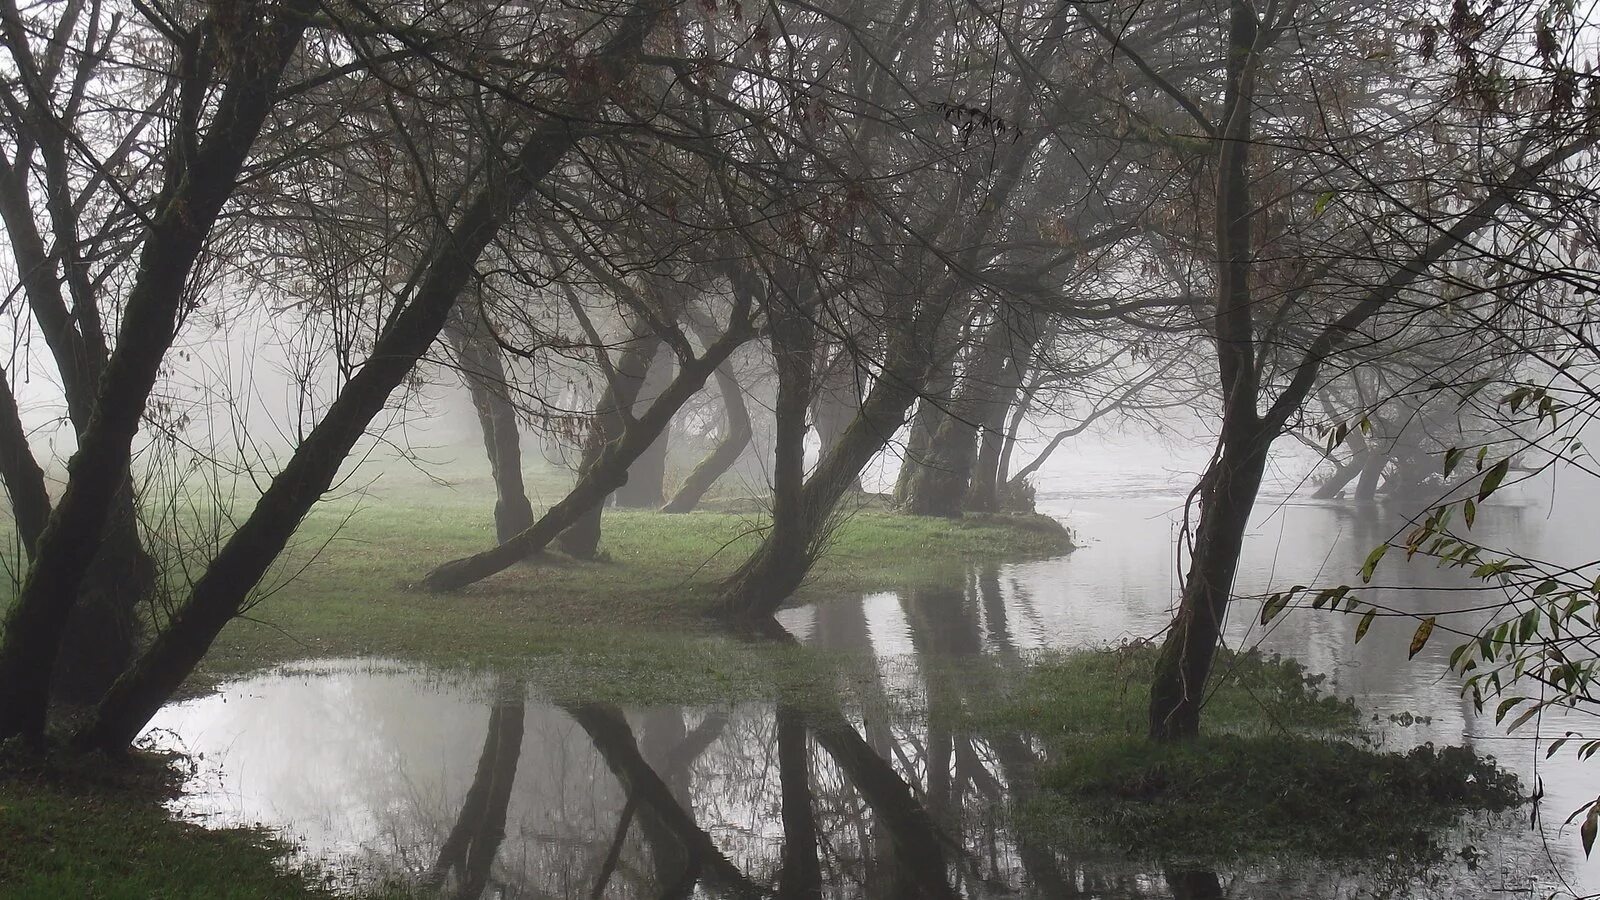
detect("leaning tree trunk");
top-left (67, 2), bottom-right (666, 752)
top-left (1147, 423), bottom-right (1272, 742)
top-left (0, 8), bottom-right (316, 742)
top-left (719, 343), bottom-right (925, 620)
top-left (444, 299), bottom-right (536, 544)
top-left (422, 324), bottom-right (748, 592)
top-left (612, 344), bottom-right (675, 508)
top-left (557, 333), bottom-right (661, 559)
top-left (661, 358), bottom-right (751, 513)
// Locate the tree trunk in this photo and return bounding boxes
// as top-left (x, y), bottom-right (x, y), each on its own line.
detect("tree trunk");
top-left (444, 299), bottom-right (536, 544)
top-left (0, 370), bottom-right (51, 557)
top-left (423, 324), bottom-right (748, 592)
top-left (68, 2), bottom-right (665, 752)
top-left (892, 362), bottom-right (954, 505)
top-left (660, 360), bottom-right (751, 513)
top-left (1147, 427), bottom-right (1272, 742)
top-left (811, 348), bottom-right (862, 493)
top-left (904, 309), bottom-right (1033, 517)
top-left (719, 343), bottom-right (924, 620)
top-left (612, 344), bottom-right (675, 508)
top-left (557, 333), bottom-right (661, 558)
top-left (0, 8), bottom-right (315, 742)
top-left (0, 142), bottom-right (156, 709)
top-left (966, 315), bottom-right (1041, 511)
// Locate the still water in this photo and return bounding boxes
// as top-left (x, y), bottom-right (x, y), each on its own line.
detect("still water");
top-left (145, 488), bottom-right (1599, 898)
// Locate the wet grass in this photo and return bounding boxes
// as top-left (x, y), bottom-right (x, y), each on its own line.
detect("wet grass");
top-left (0, 751), bottom-right (371, 899)
top-left (967, 644), bottom-right (1526, 865)
top-left (190, 483), bottom-right (1072, 693)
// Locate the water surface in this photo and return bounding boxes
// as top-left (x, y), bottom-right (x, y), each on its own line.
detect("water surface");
top-left (146, 489), bottom-right (1597, 898)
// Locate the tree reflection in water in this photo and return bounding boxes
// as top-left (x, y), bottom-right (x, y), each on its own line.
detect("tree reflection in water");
top-left (148, 563), bottom-right (1565, 898)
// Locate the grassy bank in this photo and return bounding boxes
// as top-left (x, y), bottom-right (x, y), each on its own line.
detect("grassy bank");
top-left (192, 487), bottom-right (1073, 691)
top-left (966, 644), bottom-right (1524, 863)
top-left (0, 753), bottom-right (352, 900)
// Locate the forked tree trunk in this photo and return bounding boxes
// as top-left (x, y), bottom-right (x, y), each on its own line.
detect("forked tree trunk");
top-left (444, 300), bottom-right (536, 544)
top-left (0, 7), bottom-right (316, 742)
top-left (68, 2), bottom-right (665, 752)
top-left (422, 325), bottom-right (747, 592)
top-left (904, 309), bottom-right (1031, 517)
top-left (0, 116), bottom-right (157, 709)
top-left (966, 316), bottom-right (1041, 511)
top-left (557, 333), bottom-right (661, 559)
top-left (660, 360), bottom-right (751, 513)
top-left (719, 348), bottom-right (924, 620)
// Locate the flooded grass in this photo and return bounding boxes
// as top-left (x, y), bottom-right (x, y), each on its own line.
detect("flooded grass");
top-left (975, 645), bottom-right (1526, 865)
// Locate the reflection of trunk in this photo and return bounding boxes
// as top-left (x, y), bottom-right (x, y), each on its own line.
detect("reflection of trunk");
top-left (559, 333), bottom-right (661, 558)
top-left (423, 324), bottom-right (748, 592)
top-left (430, 683), bottom-right (526, 900)
top-left (66, 5), bottom-right (664, 749)
top-left (811, 711), bottom-right (960, 900)
top-left (1148, 425), bottom-right (1272, 741)
top-left (776, 704), bottom-right (821, 900)
top-left (444, 299), bottom-right (536, 544)
top-left (563, 701), bottom-right (760, 896)
top-left (613, 345), bottom-right (675, 508)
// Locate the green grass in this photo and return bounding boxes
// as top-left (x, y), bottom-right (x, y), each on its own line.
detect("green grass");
top-left (0, 752), bottom-right (362, 900)
top-left (0, 468), bottom-right (1521, 892)
top-left (961, 644), bottom-right (1525, 864)
top-left (185, 483), bottom-right (1072, 696)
